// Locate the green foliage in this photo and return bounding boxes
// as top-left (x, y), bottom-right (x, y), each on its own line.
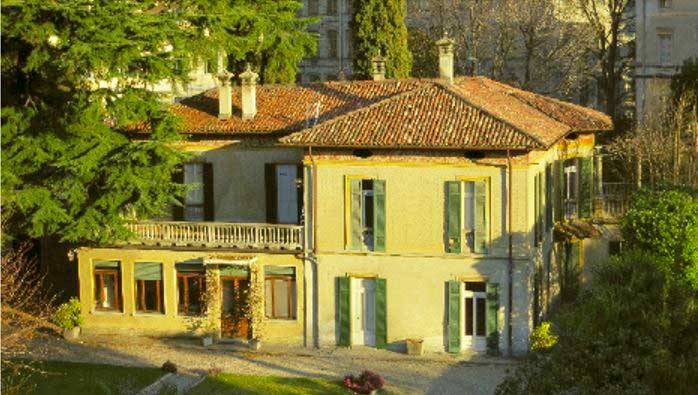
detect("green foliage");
top-left (52, 298), bottom-right (83, 330)
top-left (497, 250), bottom-right (698, 394)
top-left (352, 0), bottom-right (412, 79)
top-left (670, 57), bottom-right (698, 109)
top-left (407, 28), bottom-right (438, 78)
top-left (529, 321), bottom-right (558, 352)
top-left (1, 0), bottom-right (314, 243)
top-left (622, 188), bottom-right (698, 281)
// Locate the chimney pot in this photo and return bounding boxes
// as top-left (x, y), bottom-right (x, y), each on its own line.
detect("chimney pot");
top-left (371, 54), bottom-right (386, 81)
top-left (239, 64), bottom-right (259, 121)
top-left (436, 34), bottom-right (455, 83)
top-left (217, 70), bottom-right (233, 120)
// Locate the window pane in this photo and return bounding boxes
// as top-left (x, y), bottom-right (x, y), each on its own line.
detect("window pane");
top-left (184, 163), bottom-right (204, 205)
top-left (476, 298), bottom-right (486, 336)
top-left (102, 274), bottom-right (115, 309)
top-left (465, 297), bottom-right (473, 336)
top-left (184, 206), bottom-right (205, 221)
top-left (463, 182), bottom-right (475, 251)
top-left (274, 279), bottom-right (290, 318)
top-left (265, 280), bottom-right (274, 317)
top-left (465, 282), bottom-right (486, 292)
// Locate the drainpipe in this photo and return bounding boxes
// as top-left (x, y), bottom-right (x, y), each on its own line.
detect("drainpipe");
top-left (507, 150), bottom-right (514, 357)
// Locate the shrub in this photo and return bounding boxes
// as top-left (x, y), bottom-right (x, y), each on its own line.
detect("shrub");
top-left (529, 321), bottom-right (558, 352)
top-left (51, 298), bottom-right (83, 330)
top-left (161, 361), bottom-right (177, 374)
top-left (343, 370), bottom-right (385, 394)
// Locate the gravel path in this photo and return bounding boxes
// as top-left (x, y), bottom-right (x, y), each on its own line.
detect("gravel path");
top-left (29, 335), bottom-right (515, 394)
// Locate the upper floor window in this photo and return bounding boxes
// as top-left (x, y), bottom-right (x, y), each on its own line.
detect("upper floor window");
top-left (659, 0), bottom-right (672, 9)
top-left (534, 171), bottom-right (546, 246)
top-left (327, 0), bottom-right (338, 15)
top-left (328, 30), bottom-right (338, 58)
top-left (93, 261), bottom-right (122, 312)
top-left (658, 32), bottom-right (673, 65)
top-left (308, 0), bottom-right (319, 16)
top-left (347, 178), bottom-right (386, 252)
top-left (564, 163), bottom-right (578, 218)
top-left (174, 162), bottom-right (214, 221)
top-left (445, 180), bottom-right (488, 254)
top-left (265, 163), bottom-right (303, 225)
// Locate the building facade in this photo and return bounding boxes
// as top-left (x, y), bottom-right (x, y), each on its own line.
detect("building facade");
top-left (635, 0), bottom-right (698, 120)
top-left (75, 40), bottom-right (619, 356)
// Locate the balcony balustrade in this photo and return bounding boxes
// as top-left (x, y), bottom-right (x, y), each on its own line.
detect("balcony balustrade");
top-left (126, 221), bottom-right (303, 251)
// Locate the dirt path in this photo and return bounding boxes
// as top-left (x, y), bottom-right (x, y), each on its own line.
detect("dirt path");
top-left (30, 335), bottom-right (515, 394)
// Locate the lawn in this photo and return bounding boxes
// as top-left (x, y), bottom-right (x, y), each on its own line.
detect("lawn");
top-left (188, 374), bottom-right (351, 395)
top-left (1, 360), bottom-right (164, 395)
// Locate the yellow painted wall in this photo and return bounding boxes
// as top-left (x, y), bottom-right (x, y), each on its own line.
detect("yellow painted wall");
top-left (77, 247), bottom-right (305, 344)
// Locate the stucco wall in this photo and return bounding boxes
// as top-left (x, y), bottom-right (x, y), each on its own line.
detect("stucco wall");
top-left (77, 247), bottom-right (306, 345)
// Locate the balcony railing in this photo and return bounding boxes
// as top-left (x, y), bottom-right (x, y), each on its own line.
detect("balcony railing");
top-left (594, 182), bottom-right (633, 222)
top-left (126, 221), bottom-right (303, 251)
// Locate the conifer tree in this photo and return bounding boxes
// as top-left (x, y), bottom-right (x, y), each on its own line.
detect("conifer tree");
top-left (1, 0), bottom-right (315, 243)
top-left (352, 0), bottom-right (412, 79)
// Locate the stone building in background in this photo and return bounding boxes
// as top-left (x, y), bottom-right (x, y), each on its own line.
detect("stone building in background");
top-left (635, 0), bottom-right (698, 120)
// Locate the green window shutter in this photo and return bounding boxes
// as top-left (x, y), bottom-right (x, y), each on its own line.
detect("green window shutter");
top-left (545, 164), bottom-right (553, 230)
top-left (338, 277), bottom-right (351, 347)
top-left (578, 157), bottom-right (593, 218)
top-left (568, 241), bottom-right (581, 273)
top-left (447, 280), bottom-right (461, 353)
top-left (446, 181), bottom-right (461, 253)
top-left (554, 160), bottom-right (564, 222)
top-left (134, 262), bottom-right (162, 281)
top-left (473, 181), bottom-right (488, 254)
top-left (534, 173), bottom-right (540, 244)
top-left (349, 179), bottom-right (363, 250)
top-left (373, 180), bottom-right (386, 252)
top-left (486, 283), bottom-right (500, 355)
top-left (374, 278), bottom-right (387, 349)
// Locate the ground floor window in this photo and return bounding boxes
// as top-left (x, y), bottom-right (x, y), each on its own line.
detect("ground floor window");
top-left (134, 262), bottom-right (164, 314)
top-left (464, 282), bottom-right (486, 337)
top-left (93, 261), bottom-right (122, 312)
top-left (264, 266), bottom-right (296, 319)
top-left (176, 264), bottom-right (206, 316)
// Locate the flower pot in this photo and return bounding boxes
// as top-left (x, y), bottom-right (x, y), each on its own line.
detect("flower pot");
top-left (62, 327), bottom-right (80, 340)
top-left (249, 338), bottom-right (262, 350)
top-left (201, 335), bottom-right (214, 347)
top-left (406, 338), bottom-right (424, 356)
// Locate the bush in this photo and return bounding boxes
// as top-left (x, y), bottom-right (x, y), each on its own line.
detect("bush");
top-left (343, 370), bottom-right (385, 394)
top-left (51, 298), bottom-right (83, 330)
top-left (529, 321), bottom-right (558, 352)
top-left (161, 361), bottom-right (177, 374)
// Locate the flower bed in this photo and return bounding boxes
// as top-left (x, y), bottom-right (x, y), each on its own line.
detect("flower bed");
top-left (343, 370), bottom-right (385, 394)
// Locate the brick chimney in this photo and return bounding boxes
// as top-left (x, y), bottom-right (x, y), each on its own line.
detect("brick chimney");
top-left (436, 34), bottom-right (455, 83)
top-left (217, 70), bottom-right (233, 120)
top-left (371, 55), bottom-right (386, 81)
top-left (239, 64), bottom-right (259, 121)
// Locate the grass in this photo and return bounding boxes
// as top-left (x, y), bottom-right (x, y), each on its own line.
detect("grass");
top-left (188, 374), bottom-right (351, 395)
top-left (1, 360), bottom-right (164, 395)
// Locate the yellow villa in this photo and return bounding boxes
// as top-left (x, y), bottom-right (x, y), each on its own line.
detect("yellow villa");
top-left (76, 38), bottom-right (618, 355)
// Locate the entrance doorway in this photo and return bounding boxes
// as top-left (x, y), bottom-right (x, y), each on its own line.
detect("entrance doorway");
top-left (351, 278), bottom-right (376, 346)
top-left (220, 276), bottom-right (250, 339)
top-left (461, 282), bottom-right (487, 351)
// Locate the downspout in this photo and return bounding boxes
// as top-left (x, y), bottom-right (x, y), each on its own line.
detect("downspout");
top-left (507, 149), bottom-right (514, 357)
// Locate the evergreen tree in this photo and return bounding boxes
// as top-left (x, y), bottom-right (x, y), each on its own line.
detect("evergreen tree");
top-left (352, 0), bottom-right (412, 79)
top-left (1, 0), bottom-right (315, 243)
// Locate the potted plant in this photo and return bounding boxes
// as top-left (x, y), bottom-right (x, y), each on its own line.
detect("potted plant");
top-left (406, 338), bottom-right (424, 356)
top-left (344, 370), bottom-right (385, 394)
top-left (246, 264), bottom-right (266, 350)
top-left (52, 298), bottom-right (83, 340)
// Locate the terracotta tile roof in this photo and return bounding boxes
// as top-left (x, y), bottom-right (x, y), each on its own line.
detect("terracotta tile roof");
top-left (171, 76), bottom-right (612, 150)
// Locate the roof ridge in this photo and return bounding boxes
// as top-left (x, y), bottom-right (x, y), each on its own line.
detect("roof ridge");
top-left (436, 80), bottom-right (545, 149)
top-left (280, 82), bottom-right (433, 144)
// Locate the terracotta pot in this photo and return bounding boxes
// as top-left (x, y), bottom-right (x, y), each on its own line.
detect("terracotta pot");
top-left (406, 338), bottom-right (424, 356)
top-left (62, 327), bottom-right (80, 340)
top-left (201, 335), bottom-right (214, 347)
top-left (249, 338), bottom-right (262, 350)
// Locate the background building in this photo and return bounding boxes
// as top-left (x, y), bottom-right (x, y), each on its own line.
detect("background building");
top-left (635, 0), bottom-right (698, 120)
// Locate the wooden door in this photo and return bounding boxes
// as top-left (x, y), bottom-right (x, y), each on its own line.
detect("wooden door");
top-left (220, 277), bottom-right (250, 339)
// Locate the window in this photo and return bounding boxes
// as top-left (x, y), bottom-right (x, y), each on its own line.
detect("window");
top-left (134, 262), bottom-right (164, 314)
top-left (545, 164), bottom-right (553, 230)
top-left (347, 178), bottom-right (386, 252)
top-left (659, 0), bottom-right (672, 8)
top-left (264, 266), bottom-right (296, 319)
top-left (564, 163), bottom-right (578, 218)
top-left (464, 282), bottom-right (487, 337)
top-left (327, 0), bottom-right (338, 15)
top-left (93, 261), bottom-right (122, 312)
top-left (308, 0), bottom-right (319, 16)
top-left (658, 32), bottom-right (673, 65)
top-left (328, 30), bottom-right (338, 58)
top-left (534, 172), bottom-right (544, 245)
top-left (446, 180), bottom-right (488, 254)
top-left (184, 163), bottom-right (205, 221)
top-left (265, 163), bottom-right (303, 225)
top-left (176, 264), bottom-right (206, 316)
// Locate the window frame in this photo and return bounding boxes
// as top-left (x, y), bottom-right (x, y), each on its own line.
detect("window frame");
top-left (264, 272), bottom-right (297, 320)
top-left (658, 31), bottom-right (673, 65)
top-left (454, 176), bottom-right (491, 255)
top-left (183, 162), bottom-right (205, 221)
top-left (344, 175), bottom-right (386, 253)
top-left (462, 282), bottom-right (487, 338)
top-left (176, 271), bottom-right (206, 316)
top-left (93, 263), bottom-right (122, 313)
top-left (133, 262), bottom-right (164, 315)
top-left (564, 164), bottom-right (579, 219)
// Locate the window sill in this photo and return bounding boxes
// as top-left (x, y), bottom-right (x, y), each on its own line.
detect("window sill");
top-left (264, 317), bottom-right (298, 322)
top-left (91, 310), bottom-right (124, 316)
top-left (133, 312), bottom-right (166, 317)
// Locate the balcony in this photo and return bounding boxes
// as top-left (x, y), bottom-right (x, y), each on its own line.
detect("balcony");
top-left (126, 221), bottom-right (303, 251)
top-left (594, 182), bottom-right (633, 223)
